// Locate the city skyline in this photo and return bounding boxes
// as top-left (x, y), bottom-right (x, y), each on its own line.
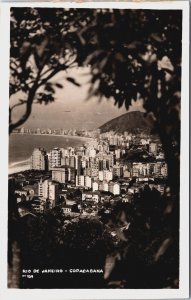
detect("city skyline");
top-left (12, 130), bottom-right (167, 212)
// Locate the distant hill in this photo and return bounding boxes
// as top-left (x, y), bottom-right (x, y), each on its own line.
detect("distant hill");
top-left (99, 111), bottom-right (153, 133)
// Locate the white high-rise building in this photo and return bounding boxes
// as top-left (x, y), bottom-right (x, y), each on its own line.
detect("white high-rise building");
top-left (85, 176), bottom-right (92, 189)
top-left (98, 171), bottom-right (104, 181)
top-left (76, 175), bottom-right (85, 187)
top-left (109, 182), bottom-right (120, 195)
top-left (49, 148), bottom-right (62, 169)
top-left (52, 167), bottom-right (68, 183)
top-left (92, 181), bottom-right (99, 192)
top-left (98, 170), bottom-right (113, 182)
top-left (30, 148), bottom-right (47, 170)
top-left (103, 181), bottom-right (109, 192)
top-left (38, 179), bottom-right (59, 208)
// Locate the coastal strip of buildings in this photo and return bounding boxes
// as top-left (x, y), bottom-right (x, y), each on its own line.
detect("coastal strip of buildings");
top-left (9, 130), bottom-right (168, 217)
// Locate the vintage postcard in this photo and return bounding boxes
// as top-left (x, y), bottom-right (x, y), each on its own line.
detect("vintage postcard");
top-left (0, 1), bottom-right (189, 299)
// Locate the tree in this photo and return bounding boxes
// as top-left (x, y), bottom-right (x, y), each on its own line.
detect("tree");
top-left (103, 188), bottom-right (179, 288)
top-left (9, 8), bottom-right (94, 133)
top-left (84, 10), bottom-right (181, 199)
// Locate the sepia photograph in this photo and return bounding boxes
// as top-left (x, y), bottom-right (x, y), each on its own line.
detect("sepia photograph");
top-left (2, 1), bottom-right (189, 297)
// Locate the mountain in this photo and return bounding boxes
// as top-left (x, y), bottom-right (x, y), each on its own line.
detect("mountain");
top-left (99, 111), bottom-right (153, 133)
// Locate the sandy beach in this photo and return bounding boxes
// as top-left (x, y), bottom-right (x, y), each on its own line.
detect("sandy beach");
top-left (9, 159), bottom-right (30, 175)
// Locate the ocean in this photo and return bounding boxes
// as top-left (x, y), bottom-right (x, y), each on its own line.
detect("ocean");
top-left (9, 134), bottom-right (89, 174)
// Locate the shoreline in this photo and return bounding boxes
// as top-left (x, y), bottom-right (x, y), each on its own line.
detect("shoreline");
top-left (9, 159), bottom-right (30, 168)
top-left (9, 159), bottom-right (31, 175)
top-left (12, 133), bottom-right (93, 140)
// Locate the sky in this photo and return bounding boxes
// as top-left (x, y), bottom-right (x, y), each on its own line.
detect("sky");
top-left (10, 67), bottom-right (144, 130)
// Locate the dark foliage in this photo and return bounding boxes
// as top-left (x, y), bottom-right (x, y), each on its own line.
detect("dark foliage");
top-left (102, 187), bottom-right (179, 288)
top-left (18, 213), bottom-right (114, 288)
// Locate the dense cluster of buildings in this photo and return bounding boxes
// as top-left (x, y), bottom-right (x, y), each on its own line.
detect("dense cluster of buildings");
top-left (10, 130), bottom-right (168, 217)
